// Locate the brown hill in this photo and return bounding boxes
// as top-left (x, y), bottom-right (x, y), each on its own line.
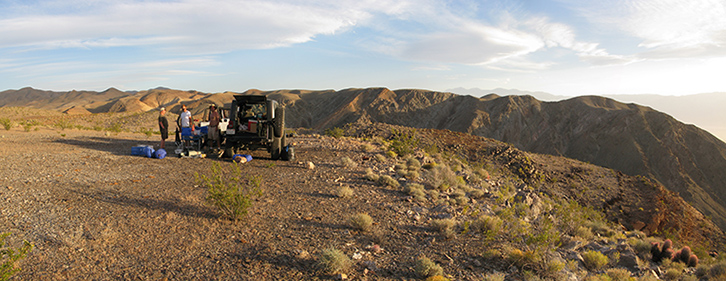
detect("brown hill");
top-left (3, 87), bottom-right (726, 233)
top-left (246, 88), bottom-right (726, 232)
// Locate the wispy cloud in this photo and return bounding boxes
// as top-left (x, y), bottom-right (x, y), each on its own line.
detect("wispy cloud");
top-left (560, 0), bottom-right (726, 59)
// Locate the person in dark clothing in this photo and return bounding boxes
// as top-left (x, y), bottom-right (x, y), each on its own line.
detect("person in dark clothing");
top-left (159, 107), bottom-right (169, 149)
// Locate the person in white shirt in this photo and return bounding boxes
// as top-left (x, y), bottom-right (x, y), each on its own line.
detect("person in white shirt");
top-left (179, 104), bottom-right (194, 147)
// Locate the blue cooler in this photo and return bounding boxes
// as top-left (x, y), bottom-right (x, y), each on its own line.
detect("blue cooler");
top-left (200, 126), bottom-right (208, 135)
top-left (131, 145), bottom-right (153, 156)
top-left (181, 127), bottom-right (192, 136)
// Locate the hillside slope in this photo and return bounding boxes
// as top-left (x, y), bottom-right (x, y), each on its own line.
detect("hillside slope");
top-left (3, 87), bottom-right (726, 232)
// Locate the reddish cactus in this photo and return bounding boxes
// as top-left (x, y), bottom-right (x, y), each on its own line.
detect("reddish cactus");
top-left (687, 254), bottom-right (698, 267)
top-left (662, 239), bottom-right (672, 251)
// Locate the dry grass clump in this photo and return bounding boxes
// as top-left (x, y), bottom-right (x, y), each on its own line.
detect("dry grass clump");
top-left (336, 186), bottom-right (354, 198)
top-left (403, 183), bottom-right (427, 202)
top-left (348, 213), bottom-right (374, 232)
top-left (426, 164), bottom-right (459, 191)
top-left (482, 271), bottom-right (506, 281)
top-left (364, 168), bottom-right (380, 182)
top-left (415, 255), bottom-right (443, 278)
top-left (605, 268), bottom-right (634, 281)
top-left (374, 154), bottom-right (387, 162)
top-left (708, 262), bottom-right (726, 279)
top-left (378, 175), bottom-right (400, 188)
top-left (340, 156), bottom-right (357, 168)
top-left (317, 248), bottom-right (351, 274)
top-left (430, 218), bottom-right (457, 239)
top-left (360, 143), bottom-right (376, 152)
top-left (470, 215), bottom-right (503, 235)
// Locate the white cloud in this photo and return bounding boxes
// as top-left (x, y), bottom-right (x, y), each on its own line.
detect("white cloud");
top-left (560, 0), bottom-right (726, 59)
top-left (0, 0), bottom-right (380, 53)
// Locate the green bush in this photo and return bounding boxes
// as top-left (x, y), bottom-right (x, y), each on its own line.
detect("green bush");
top-left (325, 127), bottom-right (344, 138)
top-left (0, 118), bottom-right (12, 131)
top-left (318, 248), bottom-right (351, 274)
top-left (415, 255), bottom-right (443, 278)
top-left (582, 250), bottom-right (609, 271)
top-left (389, 129), bottom-right (419, 156)
top-left (195, 163), bottom-right (262, 221)
top-left (1, 232), bottom-right (33, 281)
top-left (54, 119), bottom-right (74, 130)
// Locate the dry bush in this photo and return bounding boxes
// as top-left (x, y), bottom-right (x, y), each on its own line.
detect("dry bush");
top-left (317, 248), bottom-right (351, 274)
top-left (348, 213), bottom-right (373, 232)
top-left (336, 186), bottom-right (353, 198)
top-left (340, 156), bottom-right (357, 168)
top-left (364, 168), bottom-right (380, 182)
top-left (377, 175), bottom-right (400, 188)
top-left (415, 255), bottom-right (443, 278)
top-left (605, 268), bottom-right (634, 281)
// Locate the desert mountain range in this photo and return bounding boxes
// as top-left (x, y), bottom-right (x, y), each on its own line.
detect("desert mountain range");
top-left (2, 86), bottom-right (726, 233)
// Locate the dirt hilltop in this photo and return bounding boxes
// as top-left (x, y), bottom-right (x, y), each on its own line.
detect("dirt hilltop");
top-left (1, 119), bottom-right (725, 280)
top-left (4, 86), bottom-right (726, 233)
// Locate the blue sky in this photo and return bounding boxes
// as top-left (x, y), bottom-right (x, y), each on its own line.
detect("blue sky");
top-left (2, 0), bottom-right (726, 96)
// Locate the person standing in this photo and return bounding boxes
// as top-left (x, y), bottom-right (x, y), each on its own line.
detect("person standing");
top-left (179, 104), bottom-right (194, 147)
top-left (208, 104), bottom-right (221, 150)
top-left (158, 107), bottom-right (169, 149)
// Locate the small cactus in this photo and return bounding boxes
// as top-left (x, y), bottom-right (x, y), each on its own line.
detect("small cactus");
top-left (687, 254), bottom-right (698, 267)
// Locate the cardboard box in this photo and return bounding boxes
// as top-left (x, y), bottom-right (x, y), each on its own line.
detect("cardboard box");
top-left (247, 120), bottom-right (258, 132)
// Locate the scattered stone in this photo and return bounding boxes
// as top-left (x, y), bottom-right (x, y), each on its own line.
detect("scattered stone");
top-left (335, 273), bottom-right (347, 280)
top-left (307, 162), bottom-right (315, 170)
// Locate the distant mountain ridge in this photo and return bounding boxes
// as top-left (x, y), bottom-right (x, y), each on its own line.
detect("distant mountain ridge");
top-left (3, 86), bottom-right (726, 233)
top-left (449, 87), bottom-right (726, 142)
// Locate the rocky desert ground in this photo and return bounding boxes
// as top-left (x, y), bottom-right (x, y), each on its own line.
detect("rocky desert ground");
top-left (2, 118), bottom-right (726, 280)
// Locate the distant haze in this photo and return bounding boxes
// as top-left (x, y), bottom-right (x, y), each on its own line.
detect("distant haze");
top-left (449, 88), bottom-right (726, 142)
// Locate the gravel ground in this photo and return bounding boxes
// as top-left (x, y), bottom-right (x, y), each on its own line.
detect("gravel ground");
top-left (1, 127), bottom-right (489, 280)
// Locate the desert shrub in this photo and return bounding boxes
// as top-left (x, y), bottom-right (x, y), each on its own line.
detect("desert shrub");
top-left (431, 218), bottom-right (457, 239)
top-left (605, 268), bottom-right (634, 281)
top-left (107, 122), bottom-right (123, 133)
top-left (406, 157), bottom-right (421, 170)
top-left (336, 186), bottom-right (354, 198)
top-left (54, 119), bottom-right (74, 130)
top-left (1, 232), bottom-right (33, 281)
top-left (386, 150), bottom-right (398, 158)
top-left (404, 183), bottom-right (426, 201)
top-left (340, 156), bottom-right (357, 168)
top-left (424, 276), bottom-right (450, 281)
top-left (470, 215), bottom-right (503, 236)
top-left (415, 255), bottom-right (443, 278)
top-left (348, 213), bottom-right (373, 232)
top-left (407, 170), bottom-right (420, 181)
top-left (389, 129), bottom-right (419, 157)
top-left (709, 262), bottom-right (726, 279)
top-left (0, 118), bottom-right (12, 130)
top-left (374, 154), bottom-right (386, 162)
top-left (317, 248), bottom-right (351, 274)
top-left (582, 250), bottom-right (609, 271)
top-left (575, 226), bottom-right (594, 240)
top-left (482, 271), bottom-right (506, 281)
top-left (507, 247), bottom-right (539, 269)
top-left (377, 175), bottom-right (400, 188)
top-left (586, 220), bottom-right (616, 237)
top-left (325, 127), bottom-right (344, 138)
top-left (195, 163), bottom-right (262, 221)
top-left (543, 259), bottom-right (565, 278)
top-left (662, 268), bottom-right (682, 280)
top-left (360, 143), bottom-right (375, 152)
top-left (427, 164), bottom-right (458, 191)
top-left (364, 168), bottom-right (380, 182)
top-left (423, 162), bottom-right (438, 170)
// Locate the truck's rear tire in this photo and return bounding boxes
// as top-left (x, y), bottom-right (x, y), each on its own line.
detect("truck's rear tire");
top-left (274, 107), bottom-right (285, 138)
top-left (271, 137), bottom-right (282, 160)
